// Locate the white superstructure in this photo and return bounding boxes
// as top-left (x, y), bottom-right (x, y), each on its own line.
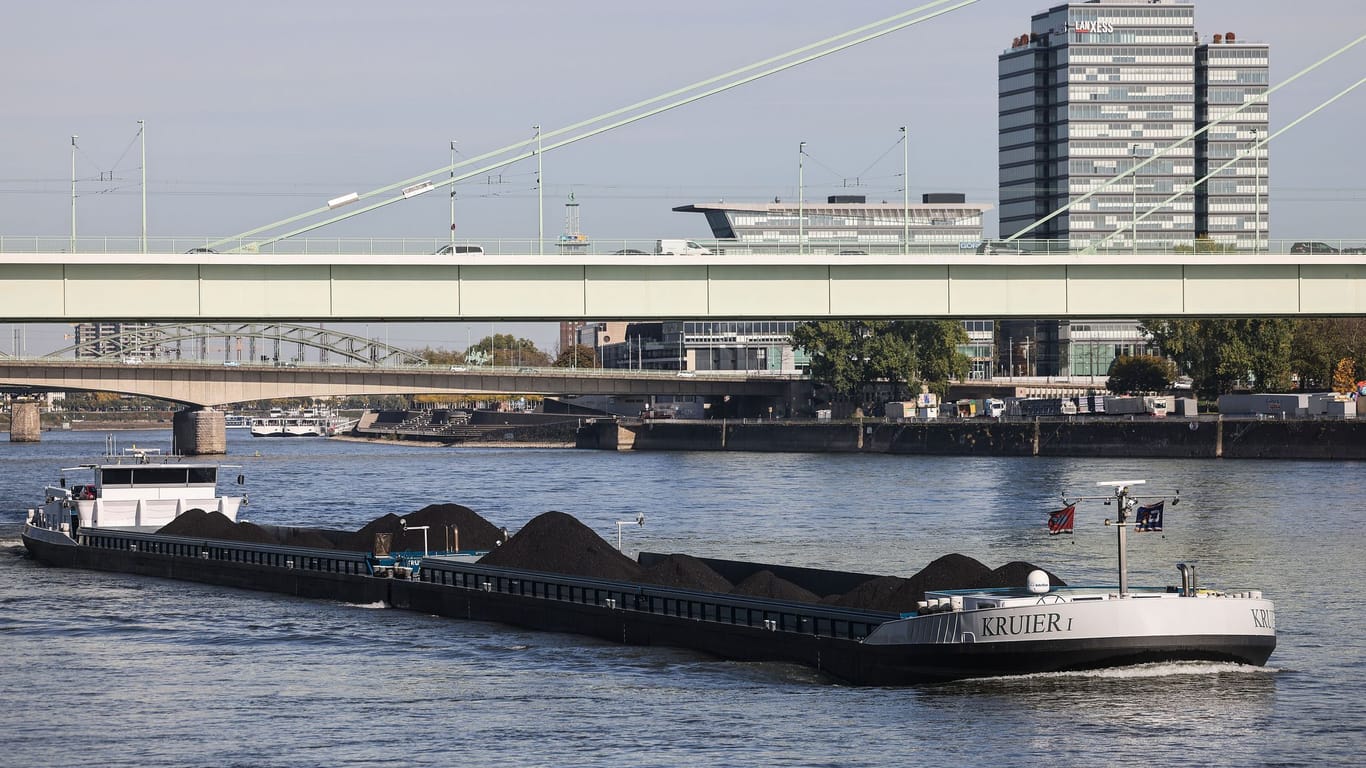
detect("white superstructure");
top-left (29, 447), bottom-right (244, 532)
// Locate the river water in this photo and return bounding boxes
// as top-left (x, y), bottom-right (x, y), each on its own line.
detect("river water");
top-left (1, 429), bottom-right (1362, 767)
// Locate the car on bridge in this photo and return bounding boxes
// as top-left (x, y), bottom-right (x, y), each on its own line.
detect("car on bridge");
top-left (435, 244), bottom-right (485, 256)
top-left (1290, 242), bottom-right (1339, 254)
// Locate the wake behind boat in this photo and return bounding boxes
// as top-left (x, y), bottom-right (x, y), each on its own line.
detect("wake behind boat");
top-left (20, 459), bottom-right (1274, 685)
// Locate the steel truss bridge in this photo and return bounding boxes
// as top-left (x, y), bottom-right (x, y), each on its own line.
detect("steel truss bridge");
top-left (42, 322), bottom-right (426, 366)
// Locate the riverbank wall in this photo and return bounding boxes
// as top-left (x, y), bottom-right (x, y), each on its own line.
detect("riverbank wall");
top-left (577, 418), bottom-right (1366, 460)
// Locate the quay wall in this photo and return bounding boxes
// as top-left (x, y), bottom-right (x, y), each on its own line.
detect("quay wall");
top-left (582, 418), bottom-right (1366, 460)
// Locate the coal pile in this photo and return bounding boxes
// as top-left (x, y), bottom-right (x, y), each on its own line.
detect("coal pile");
top-left (349, 503), bottom-right (505, 553)
top-left (479, 511), bottom-right (642, 581)
top-left (971, 561), bottom-right (1067, 590)
top-left (908, 553), bottom-right (995, 594)
top-left (833, 554), bottom-right (993, 613)
top-left (156, 509), bottom-right (278, 545)
top-left (279, 528), bottom-right (341, 549)
top-left (730, 570), bottom-right (822, 604)
top-left (633, 554), bottom-right (733, 593)
top-left (830, 575), bottom-right (918, 612)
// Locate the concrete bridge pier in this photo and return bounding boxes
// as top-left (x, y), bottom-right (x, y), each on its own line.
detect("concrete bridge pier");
top-left (9, 399), bottom-right (42, 442)
top-left (173, 408), bottom-right (227, 456)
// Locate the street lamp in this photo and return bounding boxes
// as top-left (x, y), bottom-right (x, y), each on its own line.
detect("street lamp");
top-left (70, 135), bottom-right (78, 253)
top-left (139, 121), bottom-right (147, 254)
top-left (616, 512), bottom-right (645, 551)
top-left (458, 138), bottom-right (464, 244)
top-left (798, 141), bottom-right (806, 255)
top-left (399, 518), bottom-right (430, 557)
top-left (1250, 128), bottom-right (1261, 254)
top-left (534, 124), bottom-right (543, 256)
top-left (901, 126), bottom-right (909, 255)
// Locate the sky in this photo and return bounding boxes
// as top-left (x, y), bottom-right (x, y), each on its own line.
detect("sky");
top-left (4, 0), bottom-right (1364, 355)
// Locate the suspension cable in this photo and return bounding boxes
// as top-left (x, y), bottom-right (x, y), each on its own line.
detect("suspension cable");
top-left (1085, 74), bottom-right (1366, 252)
top-left (1004, 32), bottom-right (1366, 243)
top-left (211, 0), bottom-right (977, 249)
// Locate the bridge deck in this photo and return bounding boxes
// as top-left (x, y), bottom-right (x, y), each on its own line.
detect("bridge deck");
top-left (2, 252), bottom-right (1362, 321)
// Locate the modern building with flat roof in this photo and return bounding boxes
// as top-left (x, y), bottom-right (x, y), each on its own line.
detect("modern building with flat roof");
top-left (997, 0), bottom-right (1268, 376)
top-left (674, 193), bottom-right (990, 251)
top-left (998, 0), bottom-right (1268, 251)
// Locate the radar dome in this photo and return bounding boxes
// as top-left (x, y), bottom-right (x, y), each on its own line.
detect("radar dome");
top-left (1027, 569), bottom-right (1051, 594)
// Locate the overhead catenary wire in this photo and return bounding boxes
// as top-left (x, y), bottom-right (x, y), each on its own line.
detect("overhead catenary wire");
top-left (209, 0), bottom-right (979, 250)
top-left (1004, 31), bottom-right (1366, 244)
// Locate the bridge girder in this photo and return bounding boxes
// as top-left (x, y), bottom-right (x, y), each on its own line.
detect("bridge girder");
top-left (0, 360), bottom-right (797, 408)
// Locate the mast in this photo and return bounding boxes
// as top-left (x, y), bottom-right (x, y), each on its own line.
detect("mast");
top-left (1098, 480), bottom-right (1144, 596)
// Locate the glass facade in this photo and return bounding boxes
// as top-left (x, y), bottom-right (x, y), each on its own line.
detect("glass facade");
top-left (999, 1), bottom-right (1269, 251)
top-left (676, 200), bottom-right (989, 251)
top-left (1196, 42), bottom-right (1270, 250)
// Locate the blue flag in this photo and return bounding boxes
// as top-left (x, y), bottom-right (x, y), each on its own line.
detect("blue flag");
top-left (1135, 501), bottom-right (1164, 532)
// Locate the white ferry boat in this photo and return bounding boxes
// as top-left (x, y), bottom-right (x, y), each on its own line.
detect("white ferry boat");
top-left (250, 408), bottom-right (352, 437)
top-left (224, 414), bottom-right (250, 429)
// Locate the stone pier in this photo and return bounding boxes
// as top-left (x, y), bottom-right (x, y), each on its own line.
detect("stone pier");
top-left (9, 400), bottom-right (42, 442)
top-left (173, 408), bottom-right (227, 455)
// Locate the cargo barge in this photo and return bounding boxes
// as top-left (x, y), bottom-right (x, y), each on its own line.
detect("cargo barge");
top-left (22, 459), bottom-right (1276, 685)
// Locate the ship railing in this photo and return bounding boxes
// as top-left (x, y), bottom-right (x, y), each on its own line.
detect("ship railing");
top-left (418, 559), bottom-right (895, 642)
top-left (77, 528), bottom-right (374, 576)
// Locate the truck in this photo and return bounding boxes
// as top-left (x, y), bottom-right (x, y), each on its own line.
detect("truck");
top-left (1103, 396), bottom-right (1170, 417)
top-left (656, 239), bottom-right (712, 256)
top-left (1010, 397), bottom-right (1078, 417)
top-left (958, 398), bottom-right (1004, 418)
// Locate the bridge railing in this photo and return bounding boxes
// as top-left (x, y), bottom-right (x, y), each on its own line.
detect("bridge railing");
top-left (4, 235), bottom-right (1364, 256)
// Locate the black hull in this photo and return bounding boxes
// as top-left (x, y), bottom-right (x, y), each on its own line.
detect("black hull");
top-left (21, 530), bottom-right (1274, 686)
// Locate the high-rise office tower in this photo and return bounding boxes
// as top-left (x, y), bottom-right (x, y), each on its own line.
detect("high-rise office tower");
top-left (997, 0), bottom-right (1268, 377)
top-left (999, 0), bottom-right (1268, 251)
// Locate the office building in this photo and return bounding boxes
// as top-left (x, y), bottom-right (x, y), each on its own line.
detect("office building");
top-left (999, 0), bottom-right (1268, 250)
top-left (675, 194), bottom-right (989, 251)
top-left (998, 0), bottom-right (1268, 376)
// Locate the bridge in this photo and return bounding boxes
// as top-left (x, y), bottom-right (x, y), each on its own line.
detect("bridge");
top-left (1, 250), bottom-right (1363, 321)
top-left (0, 358), bottom-right (797, 408)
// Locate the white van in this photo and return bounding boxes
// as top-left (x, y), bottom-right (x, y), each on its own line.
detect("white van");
top-left (435, 244), bottom-right (484, 256)
top-left (655, 239), bottom-right (711, 256)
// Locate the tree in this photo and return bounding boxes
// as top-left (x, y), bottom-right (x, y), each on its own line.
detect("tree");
top-left (554, 344), bottom-right (598, 368)
top-left (1106, 354), bottom-right (1176, 394)
top-left (1333, 358), bottom-right (1358, 395)
top-left (466, 334), bottom-right (551, 367)
top-left (900, 320), bottom-right (970, 396)
top-left (1142, 318), bottom-right (1294, 396)
top-left (417, 346), bottom-right (466, 366)
top-left (1291, 319), bottom-right (1366, 390)
top-left (791, 320), bottom-right (969, 410)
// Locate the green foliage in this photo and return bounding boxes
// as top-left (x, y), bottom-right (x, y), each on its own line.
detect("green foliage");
top-left (791, 320), bottom-right (970, 408)
top-left (466, 334), bottom-right (550, 367)
top-left (1291, 319), bottom-right (1366, 390)
top-left (1106, 354), bottom-right (1176, 394)
top-left (554, 344), bottom-right (598, 368)
top-left (417, 346), bottom-right (466, 366)
top-left (1141, 318), bottom-right (1294, 395)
